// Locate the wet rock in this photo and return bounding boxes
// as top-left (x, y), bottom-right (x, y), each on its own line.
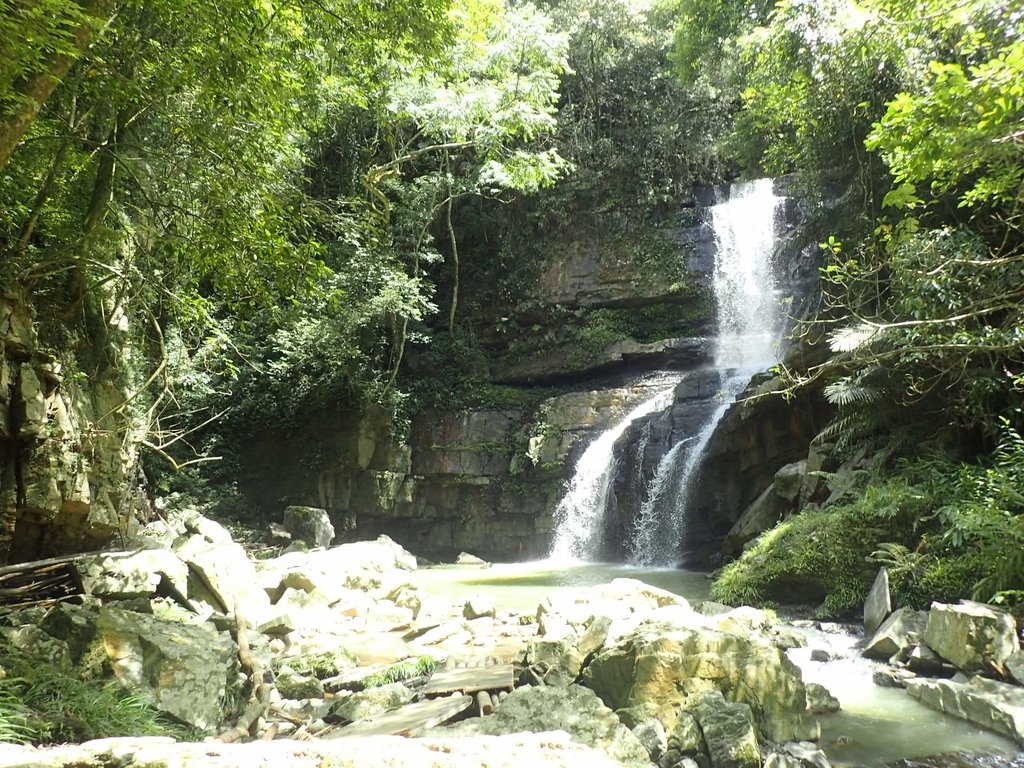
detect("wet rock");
top-left (781, 741), bottom-right (832, 768)
top-left (436, 684), bottom-right (650, 768)
top-left (924, 601), bottom-right (1019, 673)
top-left (872, 667), bottom-right (915, 689)
top-left (863, 568), bottom-right (891, 636)
top-left (697, 690), bottom-right (761, 768)
top-left (283, 505), bottom-right (335, 548)
top-left (805, 683), bottom-right (840, 714)
top-left (97, 606), bottom-right (240, 731)
top-left (906, 676), bottom-right (1024, 744)
top-left (862, 607), bottom-right (927, 660)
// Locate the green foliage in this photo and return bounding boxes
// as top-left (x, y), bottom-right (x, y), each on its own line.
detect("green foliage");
top-left (360, 656), bottom-right (437, 688)
top-left (0, 646), bottom-right (192, 745)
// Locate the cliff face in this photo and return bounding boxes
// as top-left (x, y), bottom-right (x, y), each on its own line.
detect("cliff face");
top-left (0, 292), bottom-right (140, 563)
top-left (237, 182), bottom-right (823, 563)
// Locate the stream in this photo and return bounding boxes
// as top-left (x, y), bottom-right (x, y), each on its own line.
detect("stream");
top-left (413, 561), bottom-right (1021, 768)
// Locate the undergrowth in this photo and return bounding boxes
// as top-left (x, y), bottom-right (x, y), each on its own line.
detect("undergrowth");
top-left (0, 646), bottom-right (194, 745)
top-left (714, 424), bottom-right (1024, 617)
top-left (361, 656), bottom-right (437, 688)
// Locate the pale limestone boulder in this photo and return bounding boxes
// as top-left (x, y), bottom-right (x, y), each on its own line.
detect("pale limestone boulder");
top-left (582, 621), bottom-right (818, 743)
top-left (1007, 651), bottom-right (1024, 685)
top-left (906, 676), bottom-right (1024, 744)
top-left (97, 606), bottom-right (239, 731)
top-left (697, 690), bottom-right (761, 768)
top-left (176, 535), bottom-right (272, 622)
top-left (283, 505), bottom-right (335, 548)
top-left (276, 667), bottom-right (325, 699)
top-left (76, 549), bottom-right (188, 600)
top-left (0, 625), bottom-right (71, 668)
top-left (805, 683), bottom-right (840, 714)
top-left (924, 601), bottom-right (1019, 672)
top-left (862, 607), bottom-right (927, 660)
top-left (436, 684), bottom-right (650, 768)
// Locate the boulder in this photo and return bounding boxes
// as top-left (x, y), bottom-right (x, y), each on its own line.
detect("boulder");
top-left (175, 535), bottom-right (272, 622)
top-left (582, 621), bottom-right (818, 742)
top-left (804, 683), bottom-right (840, 714)
top-left (277, 667), bottom-right (326, 700)
top-left (1007, 651), bottom-right (1024, 686)
top-left (0, 732), bottom-right (639, 768)
top-left (723, 485), bottom-right (784, 554)
top-left (527, 630), bottom-right (585, 687)
top-left (862, 607), bottom-right (927, 660)
top-left (0, 624), bottom-right (71, 668)
top-left (39, 602), bottom-right (99, 664)
top-left (456, 552), bottom-right (489, 566)
top-left (631, 717), bottom-right (667, 761)
top-left (697, 690), bottom-right (761, 768)
top-left (97, 606), bottom-right (240, 731)
top-left (283, 506), bottom-right (335, 548)
top-left (75, 549), bottom-right (189, 601)
top-left (662, 711), bottom-right (706, 765)
top-left (906, 675), bottom-right (1024, 744)
top-left (781, 742), bottom-right (831, 768)
top-left (436, 684), bottom-right (650, 768)
top-left (331, 683), bottom-right (415, 723)
top-left (774, 461), bottom-right (808, 502)
top-left (924, 601), bottom-right (1019, 673)
top-left (862, 568), bottom-right (891, 636)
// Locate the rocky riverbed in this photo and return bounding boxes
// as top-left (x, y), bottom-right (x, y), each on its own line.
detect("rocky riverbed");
top-left (0, 510), bottom-right (1022, 768)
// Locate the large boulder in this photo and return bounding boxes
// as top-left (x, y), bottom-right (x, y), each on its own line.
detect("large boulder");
top-left (906, 676), bottom-right (1024, 744)
top-left (582, 621), bottom-right (818, 743)
top-left (175, 533), bottom-right (272, 622)
top-left (331, 683), bottom-right (415, 723)
top-left (437, 684), bottom-right (650, 768)
top-left (283, 506), bottom-right (335, 548)
top-left (97, 606), bottom-right (240, 731)
top-left (862, 607), bottom-right (927, 660)
top-left (75, 549), bottom-right (189, 600)
top-left (924, 601), bottom-right (1019, 673)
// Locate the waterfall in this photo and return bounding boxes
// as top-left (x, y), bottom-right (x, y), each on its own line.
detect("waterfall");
top-left (627, 179), bottom-right (783, 566)
top-left (549, 385), bottom-right (676, 561)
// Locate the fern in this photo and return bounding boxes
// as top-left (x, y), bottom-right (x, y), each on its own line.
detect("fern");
top-left (824, 376), bottom-right (883, 407)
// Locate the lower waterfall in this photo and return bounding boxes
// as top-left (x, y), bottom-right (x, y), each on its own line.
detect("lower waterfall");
top-left (550, 178), bottom-right (785, 564)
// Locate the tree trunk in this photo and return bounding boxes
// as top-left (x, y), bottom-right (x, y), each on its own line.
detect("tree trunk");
top-left (0, 0), bottom-right (112, 172)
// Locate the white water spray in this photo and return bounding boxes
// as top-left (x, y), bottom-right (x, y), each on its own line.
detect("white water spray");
top-left (550, 385), bottom-right (676, 561)
top-left (628, 179), bottom-right (783, 565)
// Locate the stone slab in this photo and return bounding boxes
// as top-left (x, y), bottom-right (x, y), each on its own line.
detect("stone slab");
top-left (420, 665), bottom-right (515, 696)
top-left (863, 567), bottom-right (891, 636)
top-left (326, 695), bottom-right (473, 737)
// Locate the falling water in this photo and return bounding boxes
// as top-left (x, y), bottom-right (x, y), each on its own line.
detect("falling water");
top-left (628, 179), bottom-right (783, 566)
top-left (550, 385), bottom-right (676, 561)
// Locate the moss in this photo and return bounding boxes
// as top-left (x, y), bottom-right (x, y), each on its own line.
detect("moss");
top-left (711, 507), bottom-right (899, 617)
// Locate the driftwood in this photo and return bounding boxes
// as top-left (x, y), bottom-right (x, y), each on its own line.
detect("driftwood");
top-left (0, 551), bottom-right (93, 607)
top-left (216, 602), bottom-right (274, 743)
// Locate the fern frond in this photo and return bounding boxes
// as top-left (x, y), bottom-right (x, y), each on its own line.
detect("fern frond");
top-left (824, 377), bottom-right (883, 406)
top-left (828, 323), bottom-right (881, 352)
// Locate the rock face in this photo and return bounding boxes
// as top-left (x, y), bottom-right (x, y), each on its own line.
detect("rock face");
top-left (0, 292), bottom-right (141, 564)
top-left (438, 684), bottom-right (650, 768)
top-left (924, 601), bottom-right (1019, 673)
top-left (97, 606), bottom-right (240, 731)
top-left (906, 676), bottom-right (1024, 745)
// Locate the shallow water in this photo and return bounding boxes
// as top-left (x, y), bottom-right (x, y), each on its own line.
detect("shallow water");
top-left (790, 627), bottom-right (1018, 766)
top-left (412, 559), bottom-right (712, 613)
top-left (412, 560), bottom-right (1022, 767)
